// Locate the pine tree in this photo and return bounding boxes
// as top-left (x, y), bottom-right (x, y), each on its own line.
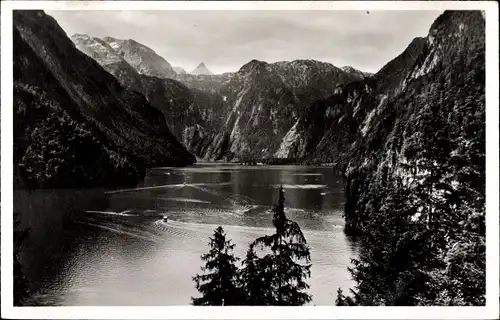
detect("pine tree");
top-left (250, 186), bottom-right (312, 306)
top-left (239, 244), bottom-right (270, 305)
top-left (191, 226), bottom-right (242, 305)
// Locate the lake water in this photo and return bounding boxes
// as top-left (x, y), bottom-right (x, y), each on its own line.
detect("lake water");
top-left (15, 163), bottom-right (359, 306)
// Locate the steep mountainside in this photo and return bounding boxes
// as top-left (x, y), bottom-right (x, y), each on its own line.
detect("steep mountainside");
top-left (344, 10), bottom-right (485, 229)
top-left (137, 75), bottom-right (225, 157)
top-left (102, 36), bottom-right (177, 79)
top-left (204, 59), bottom-right (364, 160)
top-left (331, 10), bottom-right (486, 306)
top-left (13, 10), bottom-right (194, 188)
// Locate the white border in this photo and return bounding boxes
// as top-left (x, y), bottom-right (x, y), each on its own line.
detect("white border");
top-left (1, 1), bottom-right (499, 319)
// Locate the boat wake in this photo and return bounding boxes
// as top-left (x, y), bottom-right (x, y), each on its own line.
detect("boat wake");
top-left (76, 220), bottom-right (163, 243)
top-left (86, 210), bottom-right (137, 217)
top-left (275, 184), bottom-right (328, 190)
top-left (105, 182), bottom-right (231, 195)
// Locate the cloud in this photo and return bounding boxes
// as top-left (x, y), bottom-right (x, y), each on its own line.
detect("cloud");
top-left (46, 9), bottom-right (443, 74)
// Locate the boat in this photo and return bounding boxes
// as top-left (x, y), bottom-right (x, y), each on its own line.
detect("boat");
top-left (163, 215), bottom-right (168, 222)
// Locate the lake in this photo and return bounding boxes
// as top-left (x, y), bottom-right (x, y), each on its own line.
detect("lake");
top-left (15, 163), bottom-right (359, 306)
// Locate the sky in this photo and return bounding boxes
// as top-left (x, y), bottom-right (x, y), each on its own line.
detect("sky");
top-left (47, 10), bottom-right (443, 74)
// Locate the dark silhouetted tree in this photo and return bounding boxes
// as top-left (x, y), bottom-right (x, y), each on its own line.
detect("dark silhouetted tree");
top-left (239, 244), bottom-right (270, 305)
top-left (191, 226), bottom-right (242, 305)
top-left (249, 186), bottom-right (312, 305)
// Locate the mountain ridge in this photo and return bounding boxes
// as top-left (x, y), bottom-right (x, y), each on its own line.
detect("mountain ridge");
top-left (72, 35), bottom-right (368, 160)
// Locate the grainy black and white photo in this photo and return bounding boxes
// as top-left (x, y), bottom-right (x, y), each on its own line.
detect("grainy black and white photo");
top-left (10, 5), bottom-right (487, 309)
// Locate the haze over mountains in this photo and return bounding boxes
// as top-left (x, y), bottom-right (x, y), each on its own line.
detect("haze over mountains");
top-left (13, 10), bottom-right (484, 191)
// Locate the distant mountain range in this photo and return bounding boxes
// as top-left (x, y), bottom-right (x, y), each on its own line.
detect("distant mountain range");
top-left (13, 10), bottom-right (484, 190)
top-left (71, 33), bottom-right (367, 161)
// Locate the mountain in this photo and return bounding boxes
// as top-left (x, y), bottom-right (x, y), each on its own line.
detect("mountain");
top-left (13, 10), bottom-right (194, 189)
top-left (191, 62), bottom-right (213, 75)
top-left (331, 10), bottom-right (485, 306)
top-left (102, 36), bottom-right (177, 79)
top-left (203, 59), bottom-right (365, 160)
top-left (174, 66), bottom-right (187, 74)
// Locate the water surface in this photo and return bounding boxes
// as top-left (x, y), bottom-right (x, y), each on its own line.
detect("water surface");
top-left (15, 163), bottom-right (359, 306)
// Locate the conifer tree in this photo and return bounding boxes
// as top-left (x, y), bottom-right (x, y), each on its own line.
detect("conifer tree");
top-left (250, 186), bottom-right (312, 306)
top-left (239, 244), bottom-right (270, 305)
top-left (191, 226), bottom-right (242, 306)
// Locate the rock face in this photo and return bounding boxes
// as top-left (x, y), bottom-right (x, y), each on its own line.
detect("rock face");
top-left (191, 62), bottom-right (213, 75)
top-left (13, 10), bottom-right (195, 189)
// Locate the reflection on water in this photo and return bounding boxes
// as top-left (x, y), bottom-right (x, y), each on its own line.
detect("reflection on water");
top-left (15, 164), bottom-right (359, 306)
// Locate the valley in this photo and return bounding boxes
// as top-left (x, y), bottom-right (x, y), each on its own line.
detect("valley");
top-left (11, 8), bottom-right (487, 308)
